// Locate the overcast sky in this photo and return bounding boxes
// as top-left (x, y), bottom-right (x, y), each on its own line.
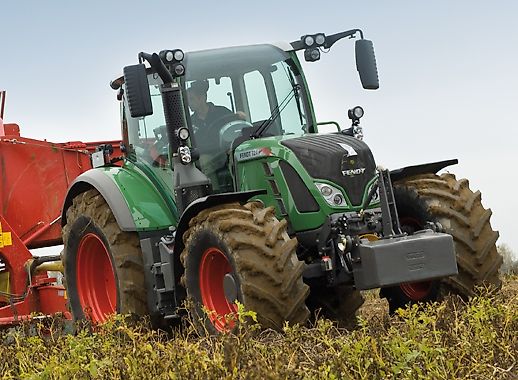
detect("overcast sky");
top-left (2, 1), bottom-right (517, 258)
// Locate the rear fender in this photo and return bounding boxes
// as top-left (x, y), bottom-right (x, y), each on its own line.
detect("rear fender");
top-left (390, 159), bottom-right (458, 183)
top-left (61, 167), bottom-right (177, 231)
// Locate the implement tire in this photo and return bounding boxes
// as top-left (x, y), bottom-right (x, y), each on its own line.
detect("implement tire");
top-left (62, 189), bottom-right (148, 323)
top-left (180, 201), bottom-right (310, 334)
top-left (382, 173), bottom-right (502, 311)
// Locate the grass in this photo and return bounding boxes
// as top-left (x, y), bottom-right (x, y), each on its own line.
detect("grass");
top-left (0, 277), bottom-right (516, 380)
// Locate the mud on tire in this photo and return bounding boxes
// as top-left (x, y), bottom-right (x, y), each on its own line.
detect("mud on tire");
top-left (387, 173), bottom-right (502, 304)
top-left (180, 201), bottom-right (310, 334)
top-left (62, 189), bottom-right (148, 322)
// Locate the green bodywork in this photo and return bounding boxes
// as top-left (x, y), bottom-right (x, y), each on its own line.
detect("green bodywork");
top-left (103, 43), bottom-right (378, 234)
top-left (96, 162), bottom-right (177, 231)
top-left (233, 135), bottom-right (379, 232)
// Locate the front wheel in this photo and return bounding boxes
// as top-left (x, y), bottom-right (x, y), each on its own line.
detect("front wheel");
top-left (180, 202), bottom-right (310, 334)
top-left (62, 189), bottom-right (148, 323)
top-left (381, 173), bottom-right (502, 312)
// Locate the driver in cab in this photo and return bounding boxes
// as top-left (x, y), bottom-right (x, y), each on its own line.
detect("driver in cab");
top-left (186, 80), bottom-right (246, 192)
top-left (187, 80), bottom-right (233, 130)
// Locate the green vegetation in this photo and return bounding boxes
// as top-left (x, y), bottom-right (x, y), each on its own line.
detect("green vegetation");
top-left (1, 277), bottom-right (516, 380)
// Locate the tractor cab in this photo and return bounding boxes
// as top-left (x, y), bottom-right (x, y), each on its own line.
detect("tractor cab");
top-left (117, 30), bottom-right (379, 197)
top-left (122, 43), bottom-right (312, 192)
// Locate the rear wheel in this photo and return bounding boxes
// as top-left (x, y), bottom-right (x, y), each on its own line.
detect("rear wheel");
top-left (181, 202), bottom-right (310, 334)
top-left (62, 189), bottom-right (148, 323)
top-left (382, 173), bottom-right (502, 311)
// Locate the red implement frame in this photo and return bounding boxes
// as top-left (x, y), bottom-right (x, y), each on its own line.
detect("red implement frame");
top-left (0, 93), bottom-right (122, 325)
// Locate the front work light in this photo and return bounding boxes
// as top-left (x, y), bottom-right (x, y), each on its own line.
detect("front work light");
top-left (178, 127), bottom-right (190, 141)
top-left (304, 48), bottom-right (321, 62)
top-left (348, 106), bottom-right (364, 120)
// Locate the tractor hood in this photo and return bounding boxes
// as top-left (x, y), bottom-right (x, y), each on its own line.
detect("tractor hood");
top-left (280, 133), bottom-right (377, 206)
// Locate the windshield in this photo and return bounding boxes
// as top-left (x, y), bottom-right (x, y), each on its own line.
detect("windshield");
top-left (184, 44), bottom-right (307, 140)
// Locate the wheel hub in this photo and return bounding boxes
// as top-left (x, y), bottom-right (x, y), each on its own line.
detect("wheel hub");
top-left (223, 273), bottom-right (238, 303)
top-left (76, 233), bottom-right (117, 323)
top-left (400, 281), bottom-right (433, 301)
top-left (199, 247), bottom-right (238, 331)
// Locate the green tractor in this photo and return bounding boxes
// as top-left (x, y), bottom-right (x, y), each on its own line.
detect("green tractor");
top-left (61, 29), bottom-right (501, 333)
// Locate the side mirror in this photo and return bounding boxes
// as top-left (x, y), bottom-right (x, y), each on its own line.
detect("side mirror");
top-left (355, 39), bottom-right (379, 90)
top-left (123, 64), bottom-right (153, 118)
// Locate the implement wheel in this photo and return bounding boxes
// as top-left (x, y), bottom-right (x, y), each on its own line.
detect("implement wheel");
top-left (181, 201), bottom-right (309, 334)
top-left (62, 189), bottom-right (147, 323)
top-left (382, 173), bottom-right (502, 312)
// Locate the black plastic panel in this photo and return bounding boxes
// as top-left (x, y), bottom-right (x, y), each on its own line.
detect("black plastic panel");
top-left (281, 134), bottom-right (376, 206)
top-left (279, 160), bottom-right (319, 213)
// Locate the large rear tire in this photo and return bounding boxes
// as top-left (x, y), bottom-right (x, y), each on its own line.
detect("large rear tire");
top-left (382, 173), bottom-right (502, 311)
top-left (62, 189), bottom-right (148, 323)
top-left (180, 202), bottom-right (310, 334)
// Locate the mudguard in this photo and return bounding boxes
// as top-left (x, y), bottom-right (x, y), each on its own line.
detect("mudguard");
top-left (173, 189), bottom-right (266, 255)
top-left (390, 159), bottom-right (458, 183)
top-left (61, 166), bottom-right (177, 231)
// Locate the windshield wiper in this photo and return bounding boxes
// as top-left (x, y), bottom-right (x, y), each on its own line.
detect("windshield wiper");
top-left (287, 67), bottom-right (305, 128)
top-left (251, 85), bottom-right (299, 139)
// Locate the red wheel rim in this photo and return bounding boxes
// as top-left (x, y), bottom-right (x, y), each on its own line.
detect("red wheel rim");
top-left (400, 281), bottom-right (433, 301)
top-left (76, 233), bottom-right (117, 323)
top-left (199, 247), bottom-right (238, 331)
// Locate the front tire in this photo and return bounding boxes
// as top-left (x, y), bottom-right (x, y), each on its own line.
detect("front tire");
top-left (181, 202), bottom-right (310, 334)
top-left (62, 189), bottom-right (148, 323)
top-left (382, 173), bottom-right (502, 311)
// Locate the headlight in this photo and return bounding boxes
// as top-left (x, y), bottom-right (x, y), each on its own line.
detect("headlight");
top-left (333, 194), bottom-right (344, 205)
top-left (315, 182), bottom-right (347, 207)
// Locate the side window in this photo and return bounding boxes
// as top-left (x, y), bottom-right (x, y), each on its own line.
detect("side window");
top-left (137, 83), bottom-right (165, 144)
top-left (243, 71), bottom-right (270, 123)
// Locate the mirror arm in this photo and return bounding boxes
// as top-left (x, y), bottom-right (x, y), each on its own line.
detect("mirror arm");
top-left (290, 29), bottom-right (364, 51)
top-left (323, 29), bottom-right (364, 49)
top-left (138, 52), bottom-right (173, 84)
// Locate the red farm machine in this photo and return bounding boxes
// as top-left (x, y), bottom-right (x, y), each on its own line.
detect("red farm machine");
top-left (0, 90), bottom-right (121, 325)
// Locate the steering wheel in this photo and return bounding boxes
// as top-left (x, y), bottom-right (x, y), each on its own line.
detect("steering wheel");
top-left (196, 113), bottom-right (249, 152)
top-left (207, 113), bottom-right (242, 131)
top-left (219, 120), bottom-right (253, 149)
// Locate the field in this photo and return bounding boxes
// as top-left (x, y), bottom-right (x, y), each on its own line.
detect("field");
top-left (1, 277), bottom-right (516, 380)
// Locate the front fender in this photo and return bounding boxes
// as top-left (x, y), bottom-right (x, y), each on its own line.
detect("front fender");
top-left (61, 165), bottom-right (177, 231)
top-left (390, 159), bottom-right (458, 183)
top-left (173, 190), bottom-right (266, 255)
